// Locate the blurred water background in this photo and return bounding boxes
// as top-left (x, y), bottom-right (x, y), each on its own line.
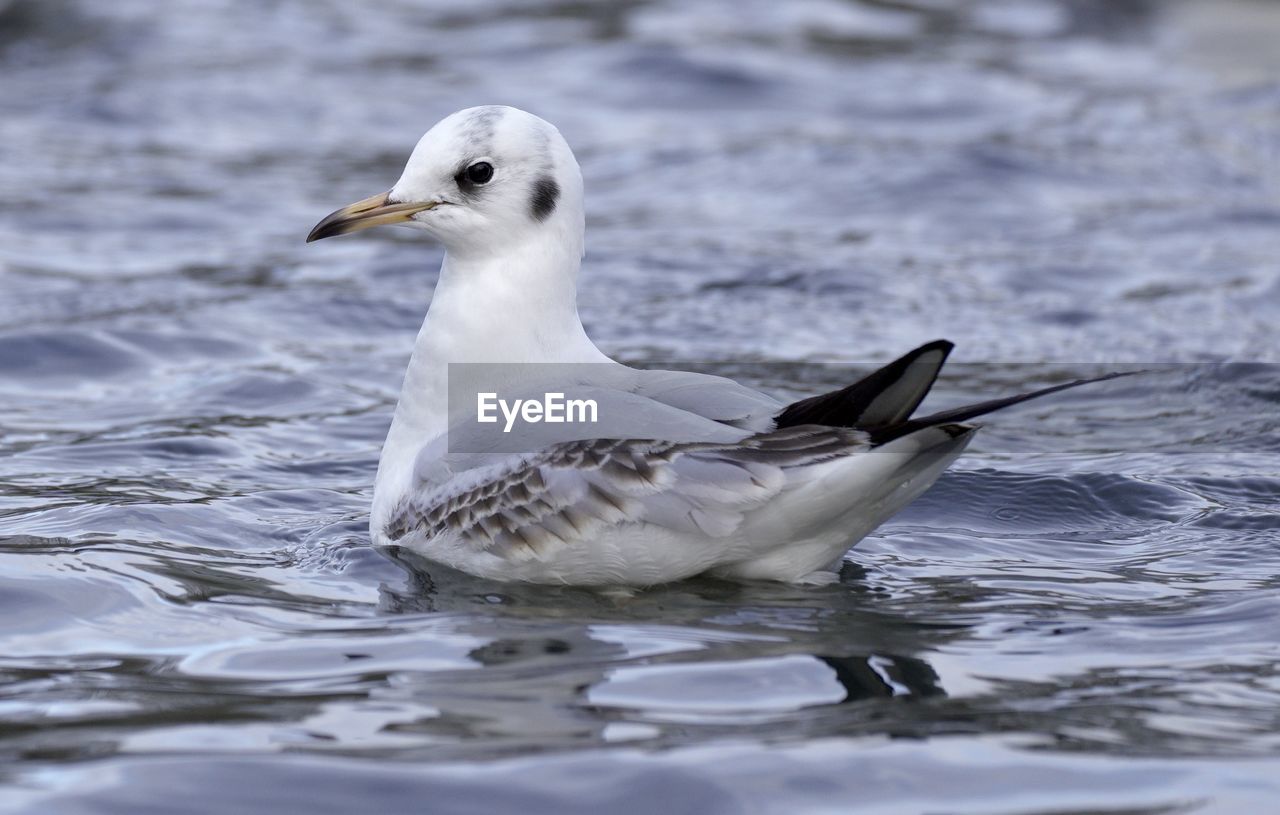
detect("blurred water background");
top-left (1, 0), bottom-right (1279, 812)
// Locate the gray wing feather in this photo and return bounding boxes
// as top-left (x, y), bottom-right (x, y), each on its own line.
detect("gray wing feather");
top-left (629, 368), bottom-right (783, 428)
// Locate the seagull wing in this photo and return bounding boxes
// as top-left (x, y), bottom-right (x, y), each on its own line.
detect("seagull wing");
top-left (383, 425), bottom-right (869, 560)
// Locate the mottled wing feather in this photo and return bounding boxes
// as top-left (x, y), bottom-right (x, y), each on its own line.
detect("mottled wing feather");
top-left (384, 426), bottom-right (868, 560)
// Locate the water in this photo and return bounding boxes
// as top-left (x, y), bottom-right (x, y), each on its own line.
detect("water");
top-left (1, 0), bottom-right (1279, 811)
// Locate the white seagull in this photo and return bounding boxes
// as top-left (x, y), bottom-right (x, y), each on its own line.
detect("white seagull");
top-left (308, 105), bottom-right (1120, 587)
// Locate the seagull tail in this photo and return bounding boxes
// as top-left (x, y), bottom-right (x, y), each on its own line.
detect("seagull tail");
top-left (774, 339), bottom-right (1139, 444)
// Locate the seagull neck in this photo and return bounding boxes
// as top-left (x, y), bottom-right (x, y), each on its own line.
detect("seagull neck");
top-left (390, 228), bottom-right (605, 441)
top-left (424, 229), bottom-right (595, 362)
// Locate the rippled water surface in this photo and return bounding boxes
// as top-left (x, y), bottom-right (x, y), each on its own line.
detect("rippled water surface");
top-left (2, 0), bottom-right (1279, 812)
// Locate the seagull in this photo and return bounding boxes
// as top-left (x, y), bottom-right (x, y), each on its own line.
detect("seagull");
top-left (307, 105), bottom-right (1123, 587)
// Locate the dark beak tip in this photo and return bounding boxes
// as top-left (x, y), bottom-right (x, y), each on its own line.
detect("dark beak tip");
top-left (305, 221), bottom-right (340, 244)
top-left (305, 192), bottom-right (398, 244)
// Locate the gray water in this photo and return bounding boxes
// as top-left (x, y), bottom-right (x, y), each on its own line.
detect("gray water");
top-left (2, 1), bottom-right (1279, 812)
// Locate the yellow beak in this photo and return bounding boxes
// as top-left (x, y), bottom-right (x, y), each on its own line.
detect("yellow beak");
top-left (306, 191), bottom-right (438, 243)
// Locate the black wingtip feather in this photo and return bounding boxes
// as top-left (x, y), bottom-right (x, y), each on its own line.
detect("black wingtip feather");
top-left (775, 339), bottom-right (953, 431)
top-left (775, 338), bottom-right (1142, 447)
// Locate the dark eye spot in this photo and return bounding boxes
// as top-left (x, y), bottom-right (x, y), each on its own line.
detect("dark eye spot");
top-left (529, 175), bottom-right (559, 222)
top-left (464, 161), bottom-right (493, 185)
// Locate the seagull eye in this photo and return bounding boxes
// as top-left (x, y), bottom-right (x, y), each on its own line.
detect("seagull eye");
top-left (463, 161), bottom-right (494, 185)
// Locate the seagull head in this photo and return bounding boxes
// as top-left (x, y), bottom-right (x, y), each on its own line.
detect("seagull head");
top-left (307, 106), bottom-right (584, 257)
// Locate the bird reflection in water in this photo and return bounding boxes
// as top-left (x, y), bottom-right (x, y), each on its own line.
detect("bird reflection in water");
top-left (374, 549), bottom-right (954, 749)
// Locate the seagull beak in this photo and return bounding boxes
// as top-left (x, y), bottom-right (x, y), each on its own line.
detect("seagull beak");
top-left (306, 191), bottom-right (438, 243)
